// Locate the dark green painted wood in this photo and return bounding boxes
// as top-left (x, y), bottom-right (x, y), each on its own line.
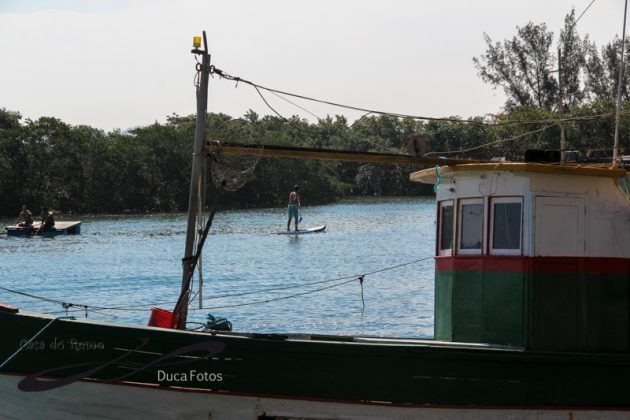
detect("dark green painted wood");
top-left (529, 272), bottom-right (580, 351)
top-left (2, 311), bottom-right (630, 407)
top-left (583, 275), bottom-right (629, 351)
top-left (434, 271), bottom-right (452, 341)
top-left (481, 271), bottom-right (526, 346)
top-left (529, 272), bottom-right (629, 353)
top-left (438, 266), bottom-right (629, 352)
top-left (436, 270), bottom-right (526, 347)
top-left (452, 270), bottom-right (484, 343)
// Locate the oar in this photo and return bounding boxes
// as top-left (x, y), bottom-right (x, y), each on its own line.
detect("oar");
top-left (298, 208), bottom-right (302, 223)
top-left (35, 210), bottom-right (53, 235)
top-left (34, 222), bottom-right (44, 236)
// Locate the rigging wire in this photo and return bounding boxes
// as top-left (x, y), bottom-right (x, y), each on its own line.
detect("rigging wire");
top-left (209, 64), bottom-right (630, 157)
top-left (193, 256), bottom-right (432, 311)
top-left (0, 256), bottom-right (433, 314)
top-left (269, 89), bottom-right (323, 121)
top-left (250, 84), bottom-right (349, 138)
top-left (421, 109), bottom-right (630, 157)
top-left (0, 317), bottom-right (64, 370)
top-left (424, 123), bottom-right (560, 155)
top-left (572, 0), bottom-right (597, 31)
top-left (113, 255), bottom-right (433, 311)
top-left (189, 277), bottom-right (359, 311)
top-left (252, 84), bottom-right (287, 122)
top-left (210, 66), bottom-right (628, 128)
top-left (212, 67), bottom-right (487, 125)
top-left (0, 285), bottom-right (66, 305)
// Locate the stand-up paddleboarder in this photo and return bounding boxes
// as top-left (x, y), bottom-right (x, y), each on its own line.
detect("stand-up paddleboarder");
top-left (287, 185), bottom-right (301, 231)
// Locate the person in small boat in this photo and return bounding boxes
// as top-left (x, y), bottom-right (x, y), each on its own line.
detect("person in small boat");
top-left (15, 205), bottom-right (33, 227)
top-left (287, 185), bottom-right (301, 231)
top-left (40, 207), bottom-right (55, 232)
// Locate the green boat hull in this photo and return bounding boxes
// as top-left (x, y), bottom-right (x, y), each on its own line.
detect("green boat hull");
top-left (1, 310), bottom-right (630, 408)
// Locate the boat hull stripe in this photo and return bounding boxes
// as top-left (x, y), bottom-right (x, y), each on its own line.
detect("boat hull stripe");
top-left (435, 256), bottom-right (630, 275)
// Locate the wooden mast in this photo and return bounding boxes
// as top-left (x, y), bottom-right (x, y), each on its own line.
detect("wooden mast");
top-left (175, 32), bottom-right (211, 329)
top-left (205, 142), bottom-right (481, 165)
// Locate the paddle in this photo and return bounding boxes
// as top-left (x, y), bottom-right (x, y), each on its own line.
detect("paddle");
top-left (299, 207), bottom-right (302, 223)
top-left (34, 221), bottom-right (45, 236)
top-left (35, 209), bottom-right (53, 235)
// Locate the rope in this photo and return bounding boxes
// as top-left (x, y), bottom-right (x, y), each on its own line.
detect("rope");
top-left (433, 165), bottom-right (441, 193)
top-left (190, 277), bottom-right (360, 311)
top-left (269, 89), bottom-right (322, 121)
top-left (0, 256), bottom-right (434, 314)
top-left (201, 256), bottom-right (423, 305)
top-left (358, 275), bottom-right (365, 310)
top-left (424, 123), bottom-right (559, 156)
top-left (211, 66), bottom-right (630, 127)
top-left (0, 285), bottom-right (66, 306)
top-left (0, 317), bottom-right (66, 370)
top-left (0, 285), bottom-right (89, 316)
top-left (213, 67), bottom-right (483, 125)
top-left (78, 257), bottom-right (427, 311)
top-left (190, 257), bottom-right (433, 311)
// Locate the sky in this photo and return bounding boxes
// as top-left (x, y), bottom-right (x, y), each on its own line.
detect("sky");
top-left (0, 0), bottom-right (625, 132)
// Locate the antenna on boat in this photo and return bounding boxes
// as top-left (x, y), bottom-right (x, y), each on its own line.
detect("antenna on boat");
top-left (613, 0), bottom-right (629, 168)
top-left (174, 31), bottom-right (212, 329)
top-left (557, 1), bottom-right (596, 164)
top-left (558, 46), bottom-right (566, 163)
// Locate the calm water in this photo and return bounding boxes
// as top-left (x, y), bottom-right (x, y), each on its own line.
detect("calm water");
top-left (0, 198), bottom-right (437, 338)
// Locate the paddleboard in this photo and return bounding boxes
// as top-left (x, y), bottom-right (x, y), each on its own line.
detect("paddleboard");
top-left (277, 225), bottom-right (326, 235)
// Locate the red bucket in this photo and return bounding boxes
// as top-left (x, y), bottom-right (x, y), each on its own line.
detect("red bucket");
top-left (148, 308), bottom-right (179, 329)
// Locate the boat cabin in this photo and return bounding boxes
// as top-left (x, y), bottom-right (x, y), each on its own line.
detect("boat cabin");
top-left (411, 162), bottom-right (630, 353)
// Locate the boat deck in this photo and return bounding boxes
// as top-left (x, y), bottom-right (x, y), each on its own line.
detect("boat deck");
top-left (5, 221), bottom-right (81, 236)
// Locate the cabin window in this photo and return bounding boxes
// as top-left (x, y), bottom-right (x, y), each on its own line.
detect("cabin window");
top-left (438, 201), bottom-right (454, 255)
top-left (458, 199), bottom-right (483, 254)
top-left (490, 198), bottom-right (522, 254)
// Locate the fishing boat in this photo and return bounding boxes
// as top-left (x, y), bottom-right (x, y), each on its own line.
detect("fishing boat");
top-left (5, 221), bottom-right (82, 237)
top-left (1, 35), bottom-right (629, 419)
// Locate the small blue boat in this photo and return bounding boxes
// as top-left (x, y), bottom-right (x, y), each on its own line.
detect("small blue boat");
top-left (5, 221), bottom-right (81, 237)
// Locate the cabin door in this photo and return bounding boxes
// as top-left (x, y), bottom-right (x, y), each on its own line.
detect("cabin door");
top-left (531, 196), bottom-right (586, 351)
top-left (534, 196), bottom-right (585, 257)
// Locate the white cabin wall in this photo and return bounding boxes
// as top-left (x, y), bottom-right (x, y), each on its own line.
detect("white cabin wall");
top-left (587, 178), bottom-right (630, 258)
top-left (437, 172), bottom-right (531, 256)
top-left (436, 172), bottom-right (529, 201)
top-left (436, 170), bottom-right (630, 259)
top-left (528, 173), bottom-right (630, 258)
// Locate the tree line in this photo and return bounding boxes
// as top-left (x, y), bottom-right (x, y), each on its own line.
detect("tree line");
top-left (473, 9), bottom-right (630, 111)
top-left (0, 10), bottom-right (628, 217)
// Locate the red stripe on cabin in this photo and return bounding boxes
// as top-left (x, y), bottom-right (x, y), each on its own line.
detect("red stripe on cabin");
top-left (435, 256), bottom-right (630, 275)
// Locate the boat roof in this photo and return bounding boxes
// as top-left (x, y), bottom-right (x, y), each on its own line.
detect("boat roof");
top-left (410, 162), bottom-right (629, 184)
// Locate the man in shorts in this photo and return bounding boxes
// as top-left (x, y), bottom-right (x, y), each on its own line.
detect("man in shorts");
top-left (287, 185), bottom-right (301, 231)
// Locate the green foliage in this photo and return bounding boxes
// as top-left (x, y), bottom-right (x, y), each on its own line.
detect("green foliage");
top-left (1, 101), bottom-right (628, 218)
top-left (473, 22), bottom-right (558, 110)
top-left (473, 9), bottom-right (630, 112)
top-left (585, 37), bottom-right (630, 102)
top-left (0, 110), bottom-right (433, 216)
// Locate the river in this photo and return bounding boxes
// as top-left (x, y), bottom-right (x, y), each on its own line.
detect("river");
top-left (0, 197), bottom-right (436, 338)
